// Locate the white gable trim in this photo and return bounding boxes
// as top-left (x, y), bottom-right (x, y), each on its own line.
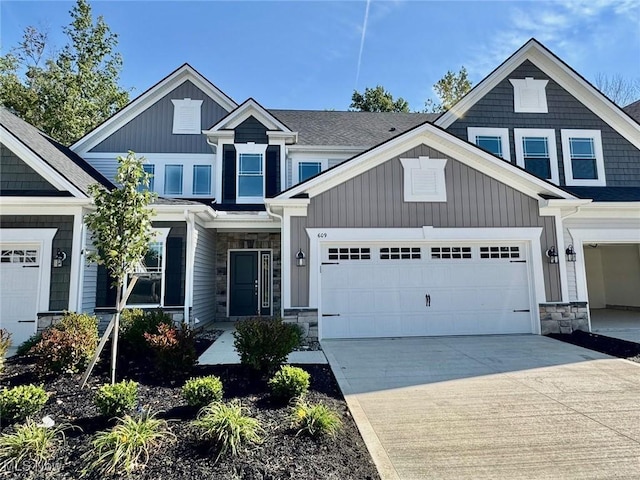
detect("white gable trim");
top-left (71, 64), bottom-right (237, 155)
top-left (1, 126), bottom-right (86, 198)
top-left (436, 39), bottom-right (640, 150)
top-left (279, 122), bottom-right (574, 201)
top-left (205, 99), bottom-right (294, 134)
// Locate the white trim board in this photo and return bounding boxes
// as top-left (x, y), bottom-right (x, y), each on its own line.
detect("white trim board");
top-left (206, 98), bottom-right (294, 134)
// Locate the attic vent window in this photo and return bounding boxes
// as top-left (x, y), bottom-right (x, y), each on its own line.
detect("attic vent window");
top-left (400, 157), bottom-right (447, 202)
top-left (171, 98), bottom-right (203, 134)
top-left (509, 77), bottom-right (549, 113)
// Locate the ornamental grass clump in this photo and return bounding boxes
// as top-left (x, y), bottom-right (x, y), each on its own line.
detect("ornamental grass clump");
top-left (0, 329), bottom-right (11, 374)
top-left (94, 380), bottom-right (138, 418)
top-left (182, 376), bottom-right (224, 409)
top-left (0, 417), bottom-right (71, 473)
top-left (0, 385), bottom-right (48, 424)
top-left (291, 400), bottom-right (342, 438)
top-left (83, 411), bottom-right (175, 477)
top-left (268, 365), bottom-right (310, 401)
top-left (193, 400), bottom-right (263, 462)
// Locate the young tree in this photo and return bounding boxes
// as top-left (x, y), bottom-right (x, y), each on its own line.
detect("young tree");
top-left (350, 85), bottom-right (410, 112)
top-left (0, 0), bottom-right (129, 145)
top-left (83, 152), bottom-right (156, 385)
top-left (594, 73), bottom-right (640, 106)
top-left (424, 67), bottom-right (472, 113)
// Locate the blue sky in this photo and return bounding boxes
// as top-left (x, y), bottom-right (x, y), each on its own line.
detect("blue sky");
top-left (2, 1), bottom-right (639, 110)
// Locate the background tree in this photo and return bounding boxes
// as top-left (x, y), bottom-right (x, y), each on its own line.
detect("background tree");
top-left (350, 85), bottom-right (410, 112)
top-left (594, 73), bottom-right (640, 106)
top-left (0, 0), bottom-right (129, 145)
top-left (424, 67), bottom-right (472, 113)
top-left (83, 152), bottom-right (156, 385)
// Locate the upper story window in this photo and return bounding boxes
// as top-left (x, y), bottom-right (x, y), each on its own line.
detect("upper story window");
top-left (399, 156), bottom-right (448, 202)
top-left (560, 129), bottom-right (605, 186)
top-left (514, 128), bottom-right (559, 184)
top-left (138, 164), bottom-right (155, 192)
top-left (193, 165), bottom-right (212, 195)
top-left (236, 143), bottom-right (267, 203)
top-left (171, 98), bottom-right (203, 134)
top-left (293, 159), bottom-right (328, 184)
top-left (467, 127), bottom-right (511, 161)
top-left (509, 77), bottom-right (549, 113)
top-left (136, 156), bottom-right (213, 198)
top-left (164, 165), bottom-right (183, 195)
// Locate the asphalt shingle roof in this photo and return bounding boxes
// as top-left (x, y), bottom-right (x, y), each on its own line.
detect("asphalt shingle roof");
top-left (564, 186), bottom-right (640, 202)
top-left (268, 110), bottom-right (438, 146)
top-left (1, 108), bottom-right (113, 195)
top-left (623, 99), bottom-right (640, 124)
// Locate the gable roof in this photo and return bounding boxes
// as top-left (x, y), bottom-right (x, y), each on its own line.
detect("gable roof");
top-left (435, 39), bottom-right (640, 150)
top-left (206, 98), bottom-right (294, 133)
top-left (276, 119), bottom-right (575, 202)
top-left (71, 63), bottom-right (238, 155)
top-left (1, 108), bottom-right (114, 197)
top-left (624, 99), bottom-right (640, 124)
top-left (269, 110), bottom-right (436, 147)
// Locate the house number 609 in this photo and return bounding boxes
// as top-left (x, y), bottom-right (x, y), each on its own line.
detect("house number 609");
top-left (317, 233), bottom-right (327, 238)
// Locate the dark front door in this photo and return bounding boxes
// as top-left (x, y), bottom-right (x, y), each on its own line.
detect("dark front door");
top-left (229, 250), bottom-right (272, 316)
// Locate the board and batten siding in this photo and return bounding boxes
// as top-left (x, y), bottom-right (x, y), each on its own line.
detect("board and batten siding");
top-left (81, 229), bottom-right (97, 313)
top-left (446, 60), bottom-right (640, 186)
top-left (90, 80), bottom-right (228, 154)
top-left (192, 224), bottom-right (216, 325)
top-left (290, 143), bottom-right (560, 307)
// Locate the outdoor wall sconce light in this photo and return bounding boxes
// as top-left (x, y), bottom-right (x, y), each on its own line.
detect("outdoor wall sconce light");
top-left (546, 246), bottom-right (559, 264)
top-left (295, 248), bottom-right (306, 267)
top-left (53, 248), bottom-right (67, 268)
top-left (565, 244), bottom-right (577, 262)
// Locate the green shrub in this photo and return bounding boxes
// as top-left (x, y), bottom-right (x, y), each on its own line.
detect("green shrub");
top-left (0, 418), bottom-right (70, 473)
top-left (268, 365), bottom-right (310, 401)
top-left (0, 329), bottom-right (11, 374)
top-left (144, 323), bottom-right (197, 377)
top-left (120, 308), bottom-right (172, 358)
top-left (94, 380), bottom-right (138, 418)
top-left (30, 312), bottom-right (99, 374)
top-left (193, 401), bottom-right (263, 462)
top-left (291, 400), bottom-right (342, 438)
top-left (233, 318), bottom-right (302, 373)
top-left (16, 333), bottom-right (41, 357)
top-left (83, 411), bottom-right (174, 477)
top-left (182, 376), bottom-right (223, 409)
top-left (0, 385), bottom-right (48, 424)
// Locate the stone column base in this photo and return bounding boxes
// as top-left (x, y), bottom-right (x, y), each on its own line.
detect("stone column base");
top-left (283, 309), bottom-right (318, 340)
top-left (539, 302), bottom-right (588, 335)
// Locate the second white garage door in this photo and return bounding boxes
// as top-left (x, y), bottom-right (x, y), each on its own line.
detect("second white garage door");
top-left (320, 243), bottom-right (533, 339)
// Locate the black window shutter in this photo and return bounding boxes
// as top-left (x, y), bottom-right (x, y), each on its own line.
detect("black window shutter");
top-left (222, 144), bottom-right (236, 203)
top-left (164, 236), bottom-right (184, 306)
top-left (265, 145), bottom-right (280, 198)
top-left (96, 264), bottom-right (117, 308)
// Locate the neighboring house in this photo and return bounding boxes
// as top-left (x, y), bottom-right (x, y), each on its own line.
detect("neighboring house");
top-left (3, 38), bottom-right (637, 343)
top-left (0, 108), bottom-right (114, 344)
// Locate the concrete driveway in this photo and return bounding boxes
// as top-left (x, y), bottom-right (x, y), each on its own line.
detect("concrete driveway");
top-left (322, 335), bottom-right (640, 480)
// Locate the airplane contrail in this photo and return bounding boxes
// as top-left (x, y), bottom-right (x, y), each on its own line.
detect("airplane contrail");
top-left (355, 0), bottom-right (371, 89)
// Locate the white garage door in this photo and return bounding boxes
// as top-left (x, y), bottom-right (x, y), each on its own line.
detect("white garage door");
top-left (320, 243), bottom-right (533, 339)
top-left (0, 246), bottom-right (40, 344)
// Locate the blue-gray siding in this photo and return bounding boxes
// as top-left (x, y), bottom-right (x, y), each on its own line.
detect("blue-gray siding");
top-left (234, 116), bottom-right (268, 144)
top-left (82, 229), bottom-right (97, 313)
top-left (90, 80), bottom-right (229, 154)
top-left (192, 224), bottom-right (216, 325)
top-left (0, 145), bottom-right (58, 194)
top-left (290, 143), bottom-right (561, 306)
top-left (0, 215), bottom-right (74, 310)
top-left (446, 60), bottom-right (640, 186)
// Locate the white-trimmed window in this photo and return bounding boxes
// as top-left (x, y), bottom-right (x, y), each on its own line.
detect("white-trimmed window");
top-left (399, 156), bottom-right (448, 202)
top-left (138, 164), bottom-right (155, 192)
top-left (127, 228), bottom-right (170, 307)
top-left (514, 129), bottom-right (559, 184)
top-left (171, 98), bottom-right (203, 134)
top-left (192, 165), bottom-right (212, 195)
top-left (467, 127), bottom-right (511, 161)
top-left (293, 159), bottom-right (328, 184)
top-left (560, 130), bottom-right (606, 186)
top-left (236, 143), bottom-right (267, 203)
top-left (509, 77), bottom-right (549, 113)
top-left (164, 165), bottom-right (183, 195)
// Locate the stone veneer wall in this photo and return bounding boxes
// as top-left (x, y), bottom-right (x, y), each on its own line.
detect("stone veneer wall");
top-left (283, 309), bottom-right (318, 340)
top-left (215, 232), bottom-right (281, 320)
top-left (539, 302), bottom-right (588, 335)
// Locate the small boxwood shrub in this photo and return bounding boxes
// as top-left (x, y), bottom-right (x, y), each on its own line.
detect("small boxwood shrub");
top-left (144, 323), bottom-right (197, 377)
top-left (120, 308), bottom-right (172, 358)
top-left (31, 312), bottom-right (99, 374)
top-left (182, 376), bottom-right (223, 409)
top-left (268, 365), bottom-right (310, 401)
top-left (95, 380), bottom-right (138, 418)
top-left (0, 385), bottom-right (48, 424)
top-left (0, 329), bottom-right (11, 374)
top-left (233, 318), bottom-right (302, 373)
top-left (291, 401), bottom-right (342, 438)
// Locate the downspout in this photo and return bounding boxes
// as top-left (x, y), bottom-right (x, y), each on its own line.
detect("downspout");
top-left (265, 204), bottom-right (284, 317)
top-left (184, 210), bottom-right (196, 326)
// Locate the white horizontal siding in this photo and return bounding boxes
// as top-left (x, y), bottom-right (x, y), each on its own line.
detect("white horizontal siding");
top-left (192, 224), bottom-right (216, 325)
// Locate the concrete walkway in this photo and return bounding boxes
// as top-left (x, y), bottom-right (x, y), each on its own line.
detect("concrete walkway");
top-left (198, 323), bottom-right (327, 365)
top-left (591, 309), bottom-right (640, 343)
top-left (322, 335), bottom-right (640, 480)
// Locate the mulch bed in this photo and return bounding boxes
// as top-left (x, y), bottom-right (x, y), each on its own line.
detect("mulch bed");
top-left (548, 330), bottom-right (640, 364)
top-left (0, 336), bottom-right (379, 480)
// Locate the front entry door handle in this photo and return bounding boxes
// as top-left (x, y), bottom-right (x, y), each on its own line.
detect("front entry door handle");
top-left (425, 294), bottom-right (431, 307)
